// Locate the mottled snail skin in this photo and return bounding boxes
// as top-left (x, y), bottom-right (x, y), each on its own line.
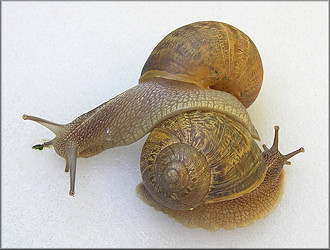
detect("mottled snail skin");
top-left (22, 21), bottom-right (304, 231)
top-left (140, 21), bottom-right (263, 108)
top-left (22, 77), bottom-right (259, 195)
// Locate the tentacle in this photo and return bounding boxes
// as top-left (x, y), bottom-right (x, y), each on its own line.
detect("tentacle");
top-left (66, 146), bottom-right (78, 196)
top-left (263, 126), bottom-right (304, 173)
top-left (284, 147), bottom-right (305, 161)
top-left (270, 125), bottom-right (279, 150)
top-left (22, 114), bottom-right (66, 136)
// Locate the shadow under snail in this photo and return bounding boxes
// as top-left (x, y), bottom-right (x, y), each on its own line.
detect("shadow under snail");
top-left (22, 21), bottom-right (304, 231)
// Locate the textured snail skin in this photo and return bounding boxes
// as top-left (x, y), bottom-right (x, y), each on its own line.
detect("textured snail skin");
top-left (22, 77), bottom-right (259, 195)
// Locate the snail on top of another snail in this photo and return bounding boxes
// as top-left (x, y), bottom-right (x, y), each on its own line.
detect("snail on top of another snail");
top-left (23, 21), bottom-right (304, 231)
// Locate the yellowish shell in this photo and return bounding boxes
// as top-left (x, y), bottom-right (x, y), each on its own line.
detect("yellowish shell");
top-left (140, 110), bottom-right (266, 210)
top-left (139, 21), bottom-right (263, 108)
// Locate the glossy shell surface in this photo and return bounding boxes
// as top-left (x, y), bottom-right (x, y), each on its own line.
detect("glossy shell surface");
top-left (139, 21), bottom-right (263, 108)
top-left (140, 110), bottom-right (266, 210)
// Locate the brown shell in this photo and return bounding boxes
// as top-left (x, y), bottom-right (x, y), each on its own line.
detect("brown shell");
top-left (139, 21), bottom-right (263, 108)
top-left (140, 110), bottom-right (266, 210)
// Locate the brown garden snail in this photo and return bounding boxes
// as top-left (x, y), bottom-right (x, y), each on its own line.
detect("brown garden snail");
top-left (22, 21), bottom-right (304, 231)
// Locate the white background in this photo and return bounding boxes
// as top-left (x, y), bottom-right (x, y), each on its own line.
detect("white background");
top-left (2, 1), bottom-right (328, 248)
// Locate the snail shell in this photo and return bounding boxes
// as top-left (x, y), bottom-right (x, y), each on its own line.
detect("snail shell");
top-left (140, 110), bottom-right (265, 210)
top-left (140, 21), bottom-right (263, 108)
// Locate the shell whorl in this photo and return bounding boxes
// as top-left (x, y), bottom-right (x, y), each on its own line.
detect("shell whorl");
top-left (144, 142), bottom-right (211, 210)
top-left (139, 21), bottom-right (263, 108)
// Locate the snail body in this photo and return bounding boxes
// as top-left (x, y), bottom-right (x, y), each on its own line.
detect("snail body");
top-left (23, 21), bottom-right (303, 230)
top-left (137, 115), bottom-right (303, 230)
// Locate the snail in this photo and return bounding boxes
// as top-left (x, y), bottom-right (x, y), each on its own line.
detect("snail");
top-left (22, 21), bottom-right (304, 230)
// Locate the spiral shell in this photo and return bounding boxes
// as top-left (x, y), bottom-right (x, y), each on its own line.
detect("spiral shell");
top-left (140, 110), bottom-right (266, 210)
top-left (139, 21), bottom-right (263, 108)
